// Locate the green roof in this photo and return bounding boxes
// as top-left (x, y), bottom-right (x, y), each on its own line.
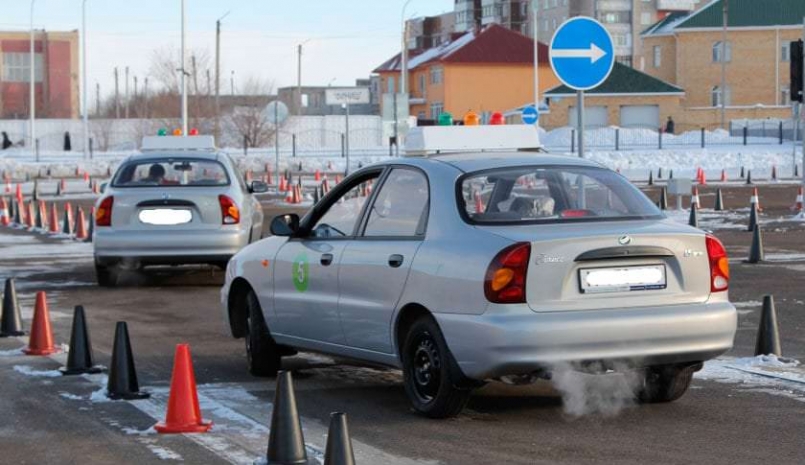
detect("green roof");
top-left (545, 63), bottom-right (684, 96)
top-left (642, 11), bottom-right (688, 36)
top-left (677, 0), bottom-right (805, 29)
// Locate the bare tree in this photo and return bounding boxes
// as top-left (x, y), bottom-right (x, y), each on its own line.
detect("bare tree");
top-left (91, 118), bottom-right (115, 151)
top-left (227, 78), bottom-right (278, 148)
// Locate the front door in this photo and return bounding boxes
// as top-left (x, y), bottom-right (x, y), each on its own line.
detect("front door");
top-left (338, 167), bottom-right (430, 353)
top-left (272, 170), bottom-right (382, 345)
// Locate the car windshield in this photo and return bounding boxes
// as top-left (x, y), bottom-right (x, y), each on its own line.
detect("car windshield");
top-left (459, 165), bottom-right (661, 224)
top-left (112, 158), bottom-right (230, 187)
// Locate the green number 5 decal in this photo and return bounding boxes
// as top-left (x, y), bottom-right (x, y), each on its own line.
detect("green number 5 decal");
top-left (292, 254), bottom-right (309, 292)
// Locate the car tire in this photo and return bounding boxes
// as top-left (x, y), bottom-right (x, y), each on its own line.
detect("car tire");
top-left (95, 263), bottom-right (118, 287)
top-left (402, 316), bottom-right (473, 419)
top-left (637, 364), bottom-right (696, 403)
top-left (245, 290), bottom-right (281, 377)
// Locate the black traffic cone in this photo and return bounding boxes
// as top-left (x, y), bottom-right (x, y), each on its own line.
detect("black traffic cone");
top-left (796, 164), bottom-right (800, 178)
top-left (714, 188), bottom-right (725, 211)
top-left (747, 202), bottom-right (758, 232)
top-left (746, 170), bottom-right (752, 185)
top-left (60, 306), bottom-right (104, 375)
top-left (648, 171), bottom-right (654, 186)
top-left (746, 224), bottom-right (764, 264)
top-left (659, 187), bottom-right (668, 210)
top-left (740, 166), bottom-right (745, 178)
top-left (34, 202), bottom-right (44, 229)
top-left (266, 371), bottom-right (307, 465)
top-left (668, 169), bottom-right (673, 180)
top-left (85, 212), bottom-right (94, 243)
top-left (55, 181), bottom-right (62, 197)
top-left (324, 412), bottom-right (356, 465)
top-left (313, 185), bottom-right (320, 204)
top-left (0, 278), bottom-right (25, 337)
top-left (107, 322), bottom-right (150, 400)
top-left (12, 200), bottom-right (21, 225)
top-left (688, 202), bottom-right (698, 228)
top-left (657, 167), bottom-right (663, 180)
top-left (754, 295), bottom-right (782, 356)
top-left (298, 162), bottom-right (303, 172)
top-left (32, 180), bottom-right (39, 201)
top-left (62, 208), bottom-right (72, 235)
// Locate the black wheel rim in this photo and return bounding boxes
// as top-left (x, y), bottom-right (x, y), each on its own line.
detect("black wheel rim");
top-left (410, 331), bottom-right (441, 403)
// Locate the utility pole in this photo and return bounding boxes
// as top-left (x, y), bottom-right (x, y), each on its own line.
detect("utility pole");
top-left (29, 0), bottom-right (36, 150)
top-left (215, 12), bottom-right (230, 143)
top-left (124, 66), bottom-right (129, 119)
top-left (114, 66), bottom-right (120, 119)
top-left (720, 0), bottom-right (728, 129)
top-left (191, 55), bottom-right (199, 95)
top-left (82, 0), bottom-right (89, 160)
top-left (133, 75), bottom-right (138, 117)
top-left (95, 82), bottom-right (100, 116)
top-left (297, 43), bottom-right (302, 115)
top-left (180, 0), bottom-right (188, 136)
top-left (143, 77), bottom-right (149, 118)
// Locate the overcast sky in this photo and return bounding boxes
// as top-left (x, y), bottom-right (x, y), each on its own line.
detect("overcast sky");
top-left (2, 0), bottom-right (453, 104)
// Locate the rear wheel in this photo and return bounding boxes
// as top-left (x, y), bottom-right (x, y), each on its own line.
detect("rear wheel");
top-left (637, 364), bottom-right (697, 403)
top-left (95, 263), bottom-right (118, 288)
top-left (244, 290), bottom-right (281, 377)
top-left (402, 316), bottom-right (473, 418)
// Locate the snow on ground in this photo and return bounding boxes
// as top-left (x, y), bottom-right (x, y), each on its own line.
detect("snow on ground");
top-left (697, 355), bottom-right (805, 404)
top-left (13, 365), bottom-right (62, 377)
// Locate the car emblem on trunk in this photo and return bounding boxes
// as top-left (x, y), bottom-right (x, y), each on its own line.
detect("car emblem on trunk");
top-left (618, 235), bottom-right (632, 245)
top-left (162, 193), bottom-right (170, 200)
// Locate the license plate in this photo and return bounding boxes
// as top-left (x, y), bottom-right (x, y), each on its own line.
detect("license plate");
top-left (579, 265), bottom-right (667, 294)
top-left (138, 209), bottom-right (192, 225)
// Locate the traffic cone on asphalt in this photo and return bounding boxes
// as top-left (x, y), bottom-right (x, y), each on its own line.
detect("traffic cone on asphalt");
top-left (746, 224), bottom-right (764, 264)
top-left (796, 165), bottom-right (800, 178)
top-left (313, 186), bottom-right (320, 204)
top-left (3, 179), bottom-right (10, 193)
top-left (699, 170), bottom-right (707, 185)
top-left (24, 292), bottom-right (59, 356)
top-left (49, 203), bottom-right (60, 234)
top-left (15, 184), bottom-right (22, 204)
top-left (83, 171), bottom-right (89, 183)
top-left (714, 188), bottom-right (725, 211)
top-left (154, 344), bottom-right (212, 434)
top-left (754, 295), bottom-right (782, 357)
top-left (32, 180), bottom-right (39, 201)
top-left (691, 187), bottom-right (700, 209)
top-left (324, 412), bottom-right (356, 465)
top-left (62, 203), bottom-right (73, 235)
top-left (266, 371), bottom-right (307, 465)
top-left (12, 199), bottom-right (21, 225)
top-left (659, 187), bottom-right (668, 210)
top-left (771, 165), bottom-right (778, 182)
top-left (791, 187), bottom-right (803, 213)
top-left (740, 166), bottom-right (745, 178)
top-left (107, 322), bottom-right (150, 400)
top-left (746, 170), bottom-right (753, 185)
top-left (750, 187), bottom-right (762, 212)
top-left (34, 200), bottom-right (45, 229)
top-left (0, 197), bottom-right (9, 227)
top-left (60, 306), bottom-right (103, 375)
top-left (747, 202), bottom-right (759, 232)
top-left (279, 177), bottom-right (287, 193)
top-left (648, 171), bottom-right (654, 186)
top-left (25, 202), bottom-right (35, 228)
top-left (85, 208), bottom-right (94, 242)
top-left (657, 167), bottom-right (663, 180)
top-left (74, 208), bottom-right (88, 240)
top-left (688, 201), bottom-right (699, 228)
top-left (720, 169), bottom-right (727, 182)
top-left (335, 174), bottom-right (342, 185)
top-left (314, 169), bottom-right (321, 182)
top-left (668, 169), bottom-right (673, 180)
top-left (0, 278), bottom-right (25, 337)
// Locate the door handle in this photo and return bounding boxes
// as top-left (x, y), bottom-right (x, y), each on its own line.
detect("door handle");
top-left (388, 254), bottom-right (404, 268)
top-left (321, 253), bottom-right (334, 266)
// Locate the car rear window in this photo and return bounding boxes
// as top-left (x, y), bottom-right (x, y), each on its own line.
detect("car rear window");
top-left (112, 158), bottom-right (230, 187)
top-left (459, 166), bottom-right (661, 224)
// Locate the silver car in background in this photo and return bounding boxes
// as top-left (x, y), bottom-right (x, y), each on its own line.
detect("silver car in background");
top-left (221, 130), bottom-right (737, 418)
top-left (94, 136), bottom-right (265, 287)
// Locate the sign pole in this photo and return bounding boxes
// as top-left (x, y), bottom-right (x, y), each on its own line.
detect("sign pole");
top-left (275, 102), bottom-right (280, 187)
top-left (532, 0), bottom-right (540, 130)
top-left (577, 90), bottom-right (585, 159)
top-left (345, 103), bottom-right (351, 176)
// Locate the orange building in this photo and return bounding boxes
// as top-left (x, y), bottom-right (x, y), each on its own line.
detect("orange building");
top-left (374, 24), bottom-right (558, 122)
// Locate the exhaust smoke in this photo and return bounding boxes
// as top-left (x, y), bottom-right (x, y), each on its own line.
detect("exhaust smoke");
top-left (550, 362), bottom-right (643, 418)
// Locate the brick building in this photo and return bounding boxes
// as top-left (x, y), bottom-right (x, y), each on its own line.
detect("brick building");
top-left (641, 0), bottom-right (805, 129)
top-left (0, 30), bottom-right (80, 119)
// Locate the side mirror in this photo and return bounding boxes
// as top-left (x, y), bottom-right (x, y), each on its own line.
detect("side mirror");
top-left (100, 182), bottom-right (108, 194)
top-left (270, 213), bottom-right (300, 236)
top-left (250, 180), bottom-right (268, 194)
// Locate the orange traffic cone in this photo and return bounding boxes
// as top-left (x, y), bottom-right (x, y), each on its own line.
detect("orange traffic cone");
top-left (0, 197), bottom-right (9, 227)
top-left (74, 208), bottom-right (88, 240)
top-left (792, 186), bottom-right (804, 213)
top-left (691, 187), bottom-right (700, 209)
top-left (293, 185), bottom-right (302, 204)
top-left (60, 178), bottom-right (67, 193)
top-left (15, 184), bottom-right (23, 204)
top-left (474, 191), bottom-right (484, 213)
top-left (3, 180), bottom-right (10, 193)
top-left (24, 292), bottom-right (59, 356)
top-left (154, 344), bottom-right (212, 434)
top-left (720, 169), bottom-right (727, 182)
top-left (49, 203), bottom-right (60, 234)
top-left (83, 171), bottom-right (89, 183)
top-left (314, 169), bottom-right (321, 182)
top-left (38, 200), bottom-right (47, 229)
top-left (750, 187), bottom-right (762, 212)
top-left (74, 167), bottom-right (80, 176)
top-left (25, 202), bottom-right (35, 228)
top-left (335, 175), bottom-right (342, 185)
top-left (699, 170), bottom-right (707, 185)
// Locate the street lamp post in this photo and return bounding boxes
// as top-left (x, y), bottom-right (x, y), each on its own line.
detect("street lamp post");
top-left (180, 0), bottom-right (188, 136)
top-left (215, 11), bottom-right (230, 144)
top-left (532, 0), bottom-right (540, 129)
top-left (82, 0), bottom-right (89, 159)
top-left (400, 0), bottom-right (413, 96)
top-left (296, 39), bottom-right (311, 116)
top-left (29, 0), bottom-right (36, 152)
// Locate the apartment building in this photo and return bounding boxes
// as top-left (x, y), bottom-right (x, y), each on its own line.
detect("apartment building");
top-left (0, 30), bottom-right (80, 119)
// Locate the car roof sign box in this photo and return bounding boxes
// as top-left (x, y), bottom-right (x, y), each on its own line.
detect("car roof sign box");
top-left (404, 126), bottom-right (542, 157)
top-left (141, 136), bottom-right (217, 152)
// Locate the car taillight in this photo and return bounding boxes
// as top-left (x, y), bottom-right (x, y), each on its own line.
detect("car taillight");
top-left (484, 242), bottom-right (531, 304)
top-left (219, 195), bottom-right (240, 225)
top-left (706, 235), bottom-right (729, 292)
top-left (96, 196), bottom-right (113, 227)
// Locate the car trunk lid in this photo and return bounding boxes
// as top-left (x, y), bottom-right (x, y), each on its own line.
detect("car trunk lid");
top-left (110, 187), bottom-right (229, 231)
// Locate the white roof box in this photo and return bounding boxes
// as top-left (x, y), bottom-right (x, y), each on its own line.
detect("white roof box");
top-left (141, 135), bottom-right (217, 152)
top-left (404, 125), bottom-right (541, 157)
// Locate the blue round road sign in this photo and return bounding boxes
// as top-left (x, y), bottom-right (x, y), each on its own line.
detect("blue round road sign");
top-left (522, 106), bottom-right (539, 125)
top-left (549, 17), bottom-right (615, 91)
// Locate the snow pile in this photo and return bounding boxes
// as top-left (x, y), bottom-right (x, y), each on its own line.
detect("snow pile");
top-left (13, 365), bottom-right (62, 377)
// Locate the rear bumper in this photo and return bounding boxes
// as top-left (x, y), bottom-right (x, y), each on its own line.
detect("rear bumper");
top-left (435, 300), bottom-right (737, 380)
top-left (93, 227), bottom-right (250, 264)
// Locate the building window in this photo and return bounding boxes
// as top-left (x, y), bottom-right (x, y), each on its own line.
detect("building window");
top-left (712, 41), bottom-right (732, 63)
top-left (2, 52), bottom-right (44, 83)
top-left (782, 42), bottom-right (791, 62)
top-left (782, 86), bottom-right (791, 106)
top-left (653, 46), bottom-right (661, 68)
top-left (711, 86), bottom-right (731, 107)
top-left (641, 12), bottom-right (653, 25)
top-left (418, 74), bottom-right (426, 96)
top-left (430, 66), bottom-right (443, 85)
top-left (387, 76), bottom-right (396, 93)
top-left (613, 34), bottom-right (630, 47)
top-left (430, 102), bottom-right (444, 119)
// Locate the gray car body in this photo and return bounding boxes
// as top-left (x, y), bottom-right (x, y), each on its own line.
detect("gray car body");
top-left (221, 153), bottom-right (737, 380)
top-left (94, 151), bottom-right (263, 267)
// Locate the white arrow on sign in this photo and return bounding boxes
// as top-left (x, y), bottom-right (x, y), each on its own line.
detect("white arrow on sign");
top-left (552, 43), bottom-right (607, 64)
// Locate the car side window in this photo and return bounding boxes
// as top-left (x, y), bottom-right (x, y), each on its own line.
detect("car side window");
top-left (311, 174), bottom-right (380, 238)
top-left (364, 168), bottom-right (429, 237)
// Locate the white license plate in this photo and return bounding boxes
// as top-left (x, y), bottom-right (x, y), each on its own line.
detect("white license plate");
top-left (138, 209), bottom-right (192, 225)
top-left (579, 265), bottom-right (667, 294)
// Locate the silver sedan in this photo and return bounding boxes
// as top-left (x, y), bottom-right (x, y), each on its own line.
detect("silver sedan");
top-left (221, 153), bottom-right (736, 418)
top-left (94, 139), bottom-right (265, 287)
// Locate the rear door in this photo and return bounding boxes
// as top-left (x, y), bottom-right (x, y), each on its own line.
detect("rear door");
top-left (337, 167), bottom-right (429, 353)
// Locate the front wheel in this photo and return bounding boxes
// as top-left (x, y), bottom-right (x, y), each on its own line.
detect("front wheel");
top-left (637, 364), bottom-right (697, 403)
top-left (402, 316), bottom-right (473, 418)
top-left (245, 290), bottom-right (281, 377)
